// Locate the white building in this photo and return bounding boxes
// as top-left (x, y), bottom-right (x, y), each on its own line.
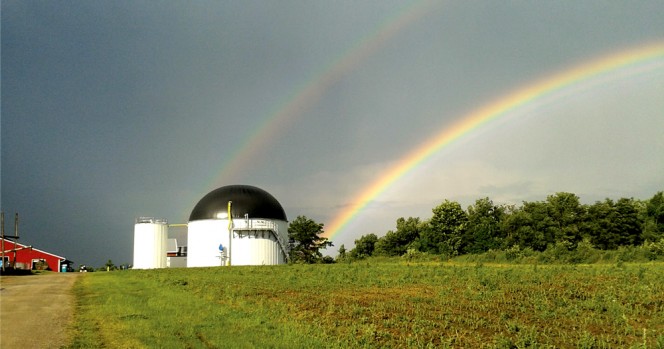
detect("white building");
top-left (133, 185), bottom-right (289, 268)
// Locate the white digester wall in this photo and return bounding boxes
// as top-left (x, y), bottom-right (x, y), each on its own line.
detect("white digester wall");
top-left (133, 221), bottom-right (168, 269)
top-left (233, 219), bottom-right (289, 265)
top-left (187, 218), bottom-right (289, 267)
top-left (187, 219), bottom-right (229, 267)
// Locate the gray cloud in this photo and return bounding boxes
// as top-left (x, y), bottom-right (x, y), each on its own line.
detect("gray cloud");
top-left (2, 0), bottom-right (663, 264)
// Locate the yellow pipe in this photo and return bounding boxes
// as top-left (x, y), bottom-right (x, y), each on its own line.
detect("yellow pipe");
top-left (227, 201), bottom-right (232, 266)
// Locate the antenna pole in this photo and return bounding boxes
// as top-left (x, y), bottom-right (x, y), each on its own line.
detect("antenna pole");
top-left (14, 213), bottom-right (19, 238)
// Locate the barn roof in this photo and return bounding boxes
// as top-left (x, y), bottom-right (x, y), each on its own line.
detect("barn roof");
top-left (1, 238), bottom-right (66, 260)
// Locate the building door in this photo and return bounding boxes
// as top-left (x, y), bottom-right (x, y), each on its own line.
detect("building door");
top-left (32, 259), bottom-right (46, 270)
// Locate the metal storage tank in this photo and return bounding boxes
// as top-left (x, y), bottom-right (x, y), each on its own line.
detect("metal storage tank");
top-left (133, 217), bottom-right (168, 269)
top-left (187, 185), bottom-right (289, 267)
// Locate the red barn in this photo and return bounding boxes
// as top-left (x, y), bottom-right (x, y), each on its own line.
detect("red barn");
top-left (1, 238), bottom-right (72, 272)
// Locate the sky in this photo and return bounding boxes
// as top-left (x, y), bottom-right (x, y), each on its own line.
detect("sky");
top-left (2, 0), bottom-right (663, 267)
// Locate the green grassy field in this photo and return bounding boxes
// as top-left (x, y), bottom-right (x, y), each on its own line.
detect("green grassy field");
top-left (65, 260), bottom-right (664, 348)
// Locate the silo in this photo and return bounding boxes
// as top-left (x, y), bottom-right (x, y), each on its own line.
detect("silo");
top-left (187, 185), bottom-right (289, 267)
top-left (133, 217), bottom-right (168, 269)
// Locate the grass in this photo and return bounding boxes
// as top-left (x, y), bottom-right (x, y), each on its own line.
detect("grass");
top-left (65, 260), bottom-right (664, 348)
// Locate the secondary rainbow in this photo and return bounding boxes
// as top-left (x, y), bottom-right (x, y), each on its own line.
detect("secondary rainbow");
top-left (324, 41), bottom-right (664, 240)
top-left (212, 0), bottom-right (440, 184)
top-left (178, 1), bottom-right (439, 220)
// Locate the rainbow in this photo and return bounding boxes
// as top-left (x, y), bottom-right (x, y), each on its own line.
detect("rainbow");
top-left (324, 41), bottom-right (664, 240)
top-left (212, 0), bottom-right (440, 184)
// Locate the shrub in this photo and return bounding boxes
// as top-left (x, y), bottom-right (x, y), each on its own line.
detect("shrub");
top-left (568, 239), bottom-right (600, 264)
top-left (505, 244), bottom-right (522, 261)
top-left (401, 248), bottom-right (431, 261)
top-left (643, 238), bottom-right (664, 260)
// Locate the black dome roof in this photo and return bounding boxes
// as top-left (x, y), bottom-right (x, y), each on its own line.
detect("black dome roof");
top-left (189, 185), bottom-right (287, 222)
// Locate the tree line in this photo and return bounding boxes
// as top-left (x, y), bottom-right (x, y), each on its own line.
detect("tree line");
top-left (335, 191), bottom-right (664, 261)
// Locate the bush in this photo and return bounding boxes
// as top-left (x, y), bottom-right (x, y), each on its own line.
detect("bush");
top-left (401, 248), bottom-right (435, 262)
top-left (539, 242), bottom-right (571, 263)
top-left (643, 238), bottom-right (664, 260)
top-left (505, 245), bottom-right (522, 261)
top-left (444, 241), bottom-right (664, 265)
top-left (568, 239), bottom-right (600, 264)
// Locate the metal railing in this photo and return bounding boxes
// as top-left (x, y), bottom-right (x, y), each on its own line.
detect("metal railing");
top-left (232, 219), bottom-right (289, 262)
top-left (135, 217), bottom-right (168, 224)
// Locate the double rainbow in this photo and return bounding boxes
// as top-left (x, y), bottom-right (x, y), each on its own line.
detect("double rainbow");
top-left (324, 41), bottom-right (664, 240)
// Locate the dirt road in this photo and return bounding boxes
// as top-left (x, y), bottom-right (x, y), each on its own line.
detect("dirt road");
top-left (1, 272), bottom-right (79, 349)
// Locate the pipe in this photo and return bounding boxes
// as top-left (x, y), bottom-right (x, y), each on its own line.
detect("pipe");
top-left (227, 201), bottom-right (232, 266)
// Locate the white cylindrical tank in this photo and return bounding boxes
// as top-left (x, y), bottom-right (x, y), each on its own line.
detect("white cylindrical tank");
top-left (133, 217), bottom-right (168, 269)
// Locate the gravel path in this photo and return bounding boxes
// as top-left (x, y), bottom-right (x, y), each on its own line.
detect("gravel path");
top-left (1, 272), bottom-right (80, 349)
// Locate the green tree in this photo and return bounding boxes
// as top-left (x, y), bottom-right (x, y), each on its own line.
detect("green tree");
top-left (614, 198), bottom-right (642, 246)
top-left (463, 198), bottom-right (505, 254)
top-left (585, 199), bottom-right (615, 249)
top-left (644, 191), bottom-right (664, 241)
top-left (349, 234), bottom-right (378, 259)
top-left (336, 244), bottom-right (347, 261)
top-left (288, 216), bottom-right (333, 263)
top-left (420, 200), bottom-right (467, 256)
top-left (546, 192), bottom-right (586, 248)
top-left (585, 198), bottom-right (642, 249)
top-left (374, 217), bottom-right (423, 256)
top-left (502, 202), bottom-right (554, 251)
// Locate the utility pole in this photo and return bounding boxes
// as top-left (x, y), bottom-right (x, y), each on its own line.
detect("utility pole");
top-left (12, 213), bottom-right (19, 269)
top-left (1, 212), bottom-right (22, 273)
top-left (1, 212), bottom-right (5, 272)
